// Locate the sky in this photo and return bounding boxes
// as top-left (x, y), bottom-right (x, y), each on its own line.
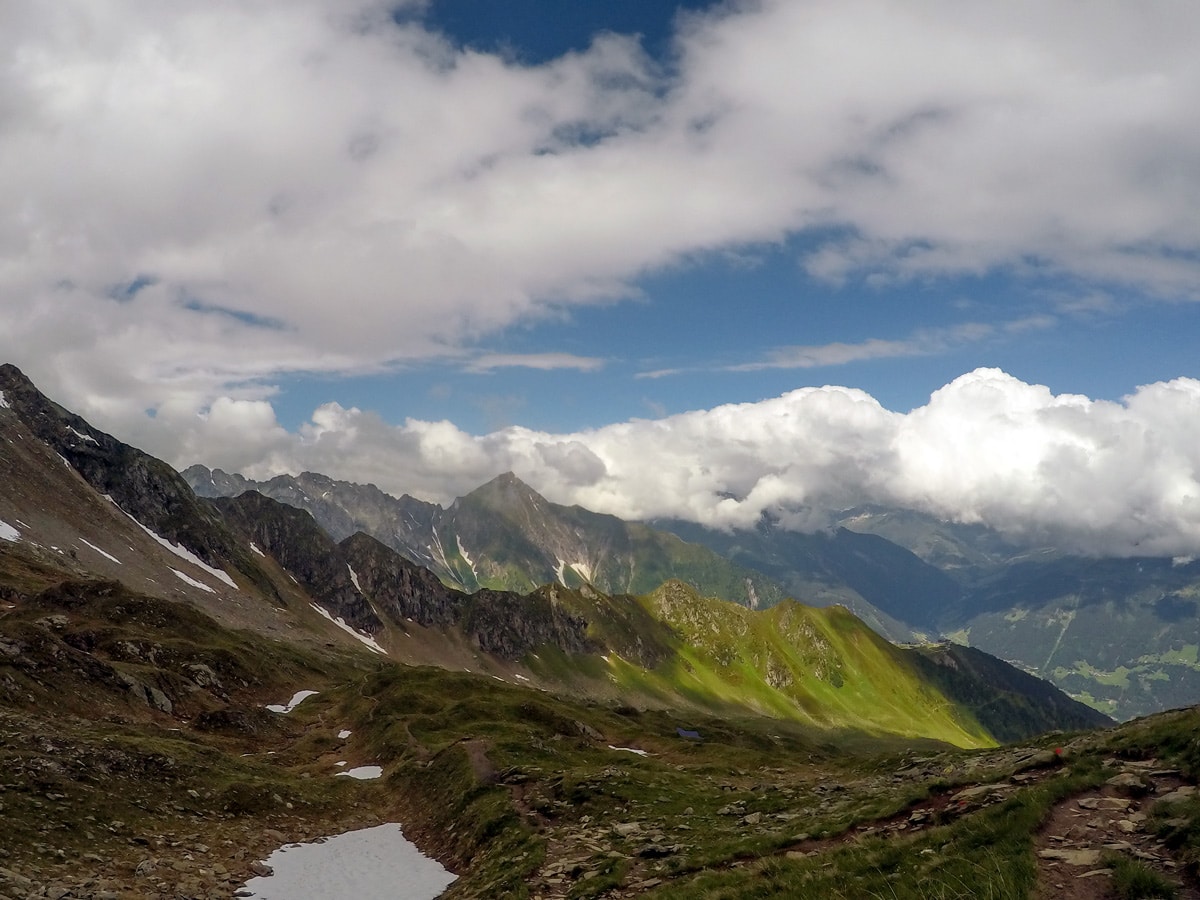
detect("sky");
top-left (3, 0), bottom-right (1200, 556)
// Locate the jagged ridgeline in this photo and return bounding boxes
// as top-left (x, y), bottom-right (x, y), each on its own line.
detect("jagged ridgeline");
top-left (184, 465), bottom-right (788, 608)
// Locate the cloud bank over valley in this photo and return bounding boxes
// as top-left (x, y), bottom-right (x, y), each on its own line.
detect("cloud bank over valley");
top-left (168, 368), bottom-right (1200, 559)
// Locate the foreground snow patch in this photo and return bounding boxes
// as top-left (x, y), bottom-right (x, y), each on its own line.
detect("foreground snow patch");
top-left (335, 765), bottom-right (383, 780)
top-left (0, 520), bottom-right (18, 542)
top-left (608, 745), bottom-right (651, 757)
top-left (265, 690), bottom-right (319, 714)
top-left (239, 823), bottom-right (456, 900)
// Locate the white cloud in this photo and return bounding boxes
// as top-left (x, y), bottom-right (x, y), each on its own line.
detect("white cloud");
top-left (465, 353), bottom-right (606, 373)
top-left (728, 316), bottom-right (1055, 371)
top-left (1, 0), bottom-right (1198, 421)
top-left (2, 1), bottom-right (1200, 558)
top-left (137, 368), bottom-right (1200, 558)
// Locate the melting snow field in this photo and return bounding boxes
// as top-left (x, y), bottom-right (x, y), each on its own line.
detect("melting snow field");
top-left (310, 603), bottom-right (386, 654)
top-left (608, 745), bottom-right (651, 757)
top-left (265, 690), bottom-right (319, 714)
top-left (79, 537), bottom-right (121, 564)
top-left (171, 568), bottom-right (214, 593)
top-left (117, 503), bottom-right (238, 590)
top-left (335, 765), bottom-right (383, 780)
top-left (238, 824), bottom-right (457, 900)
top-left (67, 425), bottom-right (99, 445)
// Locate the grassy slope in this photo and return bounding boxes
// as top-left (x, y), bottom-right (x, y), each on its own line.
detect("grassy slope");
top-left (519, 581), bottom-right (993, 750)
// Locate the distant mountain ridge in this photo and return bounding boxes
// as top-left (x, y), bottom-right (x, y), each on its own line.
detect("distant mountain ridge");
top-left (185, 465), bottom-right (788, 610)
top-left (187, 456), bottom-right (1200, 721)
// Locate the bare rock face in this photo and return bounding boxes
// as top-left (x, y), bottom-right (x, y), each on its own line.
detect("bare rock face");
top-left (0, 363), bottom-right (266, 593)
top-left (460, 585), bottom-right (593, 661)
top-left (214, 492), bottom-right (383, 637)
top-left (340, 532), bottom-right (463, 628)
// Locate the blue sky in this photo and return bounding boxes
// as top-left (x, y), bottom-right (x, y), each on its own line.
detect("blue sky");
top-left (4, 0), bottom-right (1200, 554)
top-left (254, 0), bottom-right (1200, 436)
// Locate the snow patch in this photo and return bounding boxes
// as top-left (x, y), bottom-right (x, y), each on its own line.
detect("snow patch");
top-left (0, 390), bottom-right (8, 409)
top-left (514, 673), bottom-right (530, 682)
top-left (250, 542), bottom-right (265, 557)
top-left (608, 745), bottom-right (650, 757)
top-left (335, 765), bottom-right (383, 780)
top-left (455, 535), bottom-right (477, 579)
top-left (348, 564), bottom-right (361, 592)
top-left (238, 823), bottom-right (456, 900)
top-left (0, 520), bottom-right (19, 542)
top-left (124, 512), bottom-right (237, 589)
top-left (556, 559), bottom-right (592, 585)
top-left (56, 453), bottom-right (71, 469)
top-left (428, 527), bottom-right (450, 573)
top-left (67, 425), bottom-right (99, 445)
top-left (265, 690), bottom-right (319, 714)
top-left (338, 729), bottom-right (352, 739)
top-left (309, 604), bottom-right (386, 655)
top-left (79, 538), bottom-right (120, 564)
top-left (171, 568), bottom-right (215, 593)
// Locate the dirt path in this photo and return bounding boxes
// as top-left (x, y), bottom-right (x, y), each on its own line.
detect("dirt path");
top-left (1033, 761), bottom-right (1199, 900)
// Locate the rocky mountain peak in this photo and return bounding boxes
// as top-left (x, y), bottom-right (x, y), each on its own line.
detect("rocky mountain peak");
top-left (460, 471), bottom-right (542, 510)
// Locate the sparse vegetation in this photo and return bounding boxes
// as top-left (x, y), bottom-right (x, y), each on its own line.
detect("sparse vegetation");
top-left (1103, 850), bottom-right (1178, 899)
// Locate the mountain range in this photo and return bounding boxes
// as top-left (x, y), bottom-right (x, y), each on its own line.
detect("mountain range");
top-left (184, 459), bottom-right (1200, 721)
top-left (11, 361), bottom-right (1200, 897)
top-left (0, 360), bottom-right (1106, 745)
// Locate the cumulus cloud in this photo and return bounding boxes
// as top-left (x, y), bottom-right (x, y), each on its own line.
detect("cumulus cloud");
top-left (1, 0), bottom-right (1199, 420)
top-left (140, 369), bottom-right (1200, 559)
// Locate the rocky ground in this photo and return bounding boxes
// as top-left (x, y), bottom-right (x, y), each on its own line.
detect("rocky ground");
top-left (1033, 759), bottom-right (1200, 900)
top-left (517, 746), bottom-right (1074, 899)
top-left (2, 724), bottom-right (1200, 899)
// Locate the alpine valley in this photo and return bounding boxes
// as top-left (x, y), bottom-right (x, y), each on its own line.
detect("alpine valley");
top-left (3, 361), bottom-right (1200, 899)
